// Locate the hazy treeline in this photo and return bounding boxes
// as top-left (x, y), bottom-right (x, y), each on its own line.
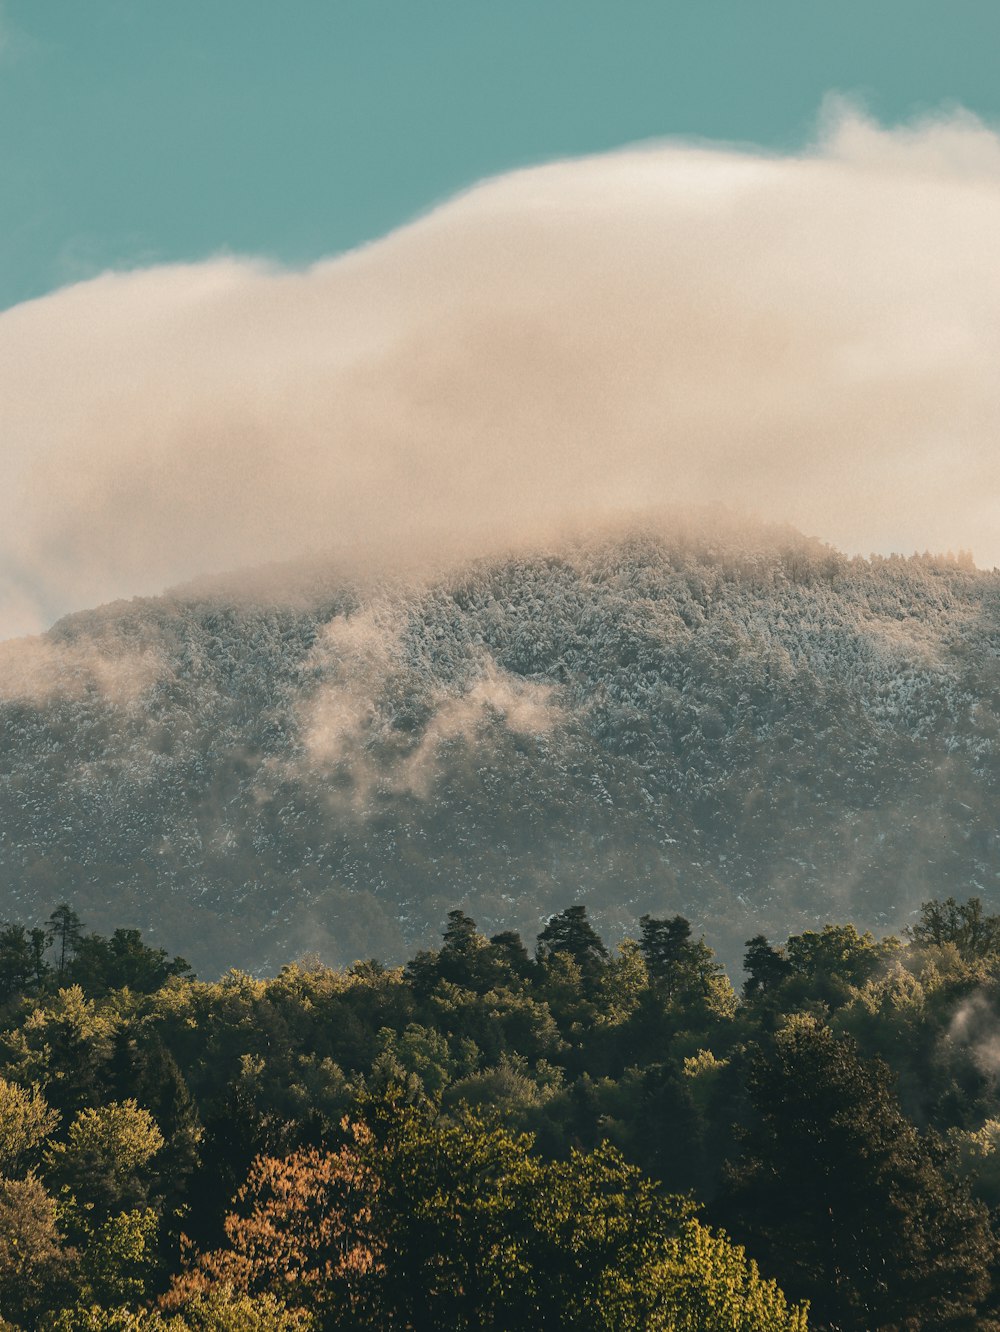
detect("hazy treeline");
top-left (2, 523), bottom-right (1000, 977)
top-left (4, 896), bottom-right (1000, 1327)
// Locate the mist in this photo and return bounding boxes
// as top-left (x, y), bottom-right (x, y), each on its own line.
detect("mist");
top-left (2, 101), bottom-right (1000, 639)
top-left (297, 605), bottom-right (562, 807)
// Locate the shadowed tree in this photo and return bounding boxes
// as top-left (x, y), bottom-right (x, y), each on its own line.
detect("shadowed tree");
top-left (908, 896), bottom-right (1000, 961)
top-left (536, 906), bottom-right (609, 991)
top-left (640, 915), bottom-right (693, 983)
top-left (489, 930), bottom-right (535, 982)
top-left (48, 903), bottom-right (84, 981)
top-left (726, 1014), bottom-right (996, 1331)
top-left (0, 923), bottom-right (34, 1001)
top-left (437, 910), bottom-right (493, 992)
top-left (742, 936), bottom-right (793, 1002)
top-left (70, 927), bottom-right (192, 996)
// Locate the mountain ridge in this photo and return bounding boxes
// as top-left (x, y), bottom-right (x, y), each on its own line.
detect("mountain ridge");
top-left (2, 515), bottom-right (998, 975)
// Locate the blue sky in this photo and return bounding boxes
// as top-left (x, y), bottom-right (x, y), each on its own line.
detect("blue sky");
top-left (3, 0), bottom-right (1000, 313)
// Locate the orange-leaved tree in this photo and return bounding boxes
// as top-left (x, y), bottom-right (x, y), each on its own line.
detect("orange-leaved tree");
top-left (164, 1120), bottom-right (381, 1321)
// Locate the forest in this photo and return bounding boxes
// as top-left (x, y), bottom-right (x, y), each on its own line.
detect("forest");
top-left (3, 522), bottom-right (1000, 980)
top-left (4, 895), bottom-right (1000, 1328)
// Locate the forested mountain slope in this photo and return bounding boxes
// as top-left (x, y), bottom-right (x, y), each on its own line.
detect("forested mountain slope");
top-left (2, 516), bottom-right (999, 975)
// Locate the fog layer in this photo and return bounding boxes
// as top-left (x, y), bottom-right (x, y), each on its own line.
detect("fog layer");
top-left (2, 103), bottom-right (1000, 638)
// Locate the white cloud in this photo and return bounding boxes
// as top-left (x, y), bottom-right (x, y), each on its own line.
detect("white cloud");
top-left (2, 103), bottom-right (1000, 638)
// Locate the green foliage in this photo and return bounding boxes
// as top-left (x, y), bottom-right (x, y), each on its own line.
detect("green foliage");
top-left (5, 894), bottom-right (1000, 1327)
top-left (0, 1076), bottom-right (58, 1174)
top-left (908, 896), bottom-right (1000, 961)
top-left (537, 905), bottom-right (609, 994)
top-left (39, 1299), bottom-right (308, 1332)
top-left (70, 1206), bottom-right (160, 1308)
top-left (727, 1014), bottom-right (994, 1330)
top-left (442, 1051), bottom-right (563, 1120)
top-left (165, 1288), bottom-right (313, 1330)
top-left (783, 924), bottom-right (900, 1006)
top-left (364, 1106), bottom-right (809, 1329)
top-left (70, 930), bottom-right (191, 997)
top-left (371, 1022), bottom-right (479, 1100)
top-left (594, 937), bottom-right (648, 1026)
top-left (524, 1137), bottom-right (693, 1329)
top-left (46, 1100), bottom-right (164, 1219)
top-left (4, 984), bottom-right (117, 1115)
top-left (655, 1218), bottom-right (809, 1331)
top-left (43, 1306), bottom-right (166, 1331)
top-left (360, 1103), bottom-right (539, 1328)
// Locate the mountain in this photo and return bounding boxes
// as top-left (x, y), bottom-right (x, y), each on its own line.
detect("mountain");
top-left (2, 514), bottom-right (999, 976)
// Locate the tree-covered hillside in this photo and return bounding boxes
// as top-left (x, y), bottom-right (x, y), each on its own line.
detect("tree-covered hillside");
top-left (2, 515), bottom-right (999, 974)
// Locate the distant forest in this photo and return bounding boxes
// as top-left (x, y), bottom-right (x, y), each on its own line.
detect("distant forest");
top-left (4, 896), bottom-right (1000, 1328)
top-left (3, 521), bottom-right (1000, 980)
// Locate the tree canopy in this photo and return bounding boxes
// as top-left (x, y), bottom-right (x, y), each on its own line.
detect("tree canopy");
top-left (0, 896), bottom-right (999, 1328)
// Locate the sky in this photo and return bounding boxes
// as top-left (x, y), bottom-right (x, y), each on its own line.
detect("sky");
top-left (2, 2), bottom-right (1000, 639)
top-left (5, 0), bottom-right (1000, 313)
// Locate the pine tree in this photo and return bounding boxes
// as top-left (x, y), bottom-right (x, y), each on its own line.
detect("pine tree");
top-left (536, 906), bottom-right (608, 991)
top-left (742, 935), bottom-right (792, 1001)
top-left (47, 903), bottom-right (83, 981)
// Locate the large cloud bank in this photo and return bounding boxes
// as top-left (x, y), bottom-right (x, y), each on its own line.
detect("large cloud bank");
top-left (2, 103), bottom-right (1000, 639)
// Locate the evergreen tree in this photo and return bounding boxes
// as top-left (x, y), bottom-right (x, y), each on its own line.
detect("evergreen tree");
top-left (639, 914), bottom-right (728, 1007)
top-left (48, 903), bottom-right (84, 981)
top-left (640, 914), bottom-right (693, 982)
top-left (437, 910), bottom-right (492, 991)
top-left (726, 1014), bottom-right (995, 1330)
top-left (0, 923), bottom-right (34, 1001)
top-left (742, 935), bottom-right (792, 1001)
top-left (70, 927), bottom-right (192, 996)
top-left (489, 929), bottom-right (535, 982)
top-left (536, 906), bottom-right (608, 991)
top-left (28, 926), bottom-right (50, 990)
